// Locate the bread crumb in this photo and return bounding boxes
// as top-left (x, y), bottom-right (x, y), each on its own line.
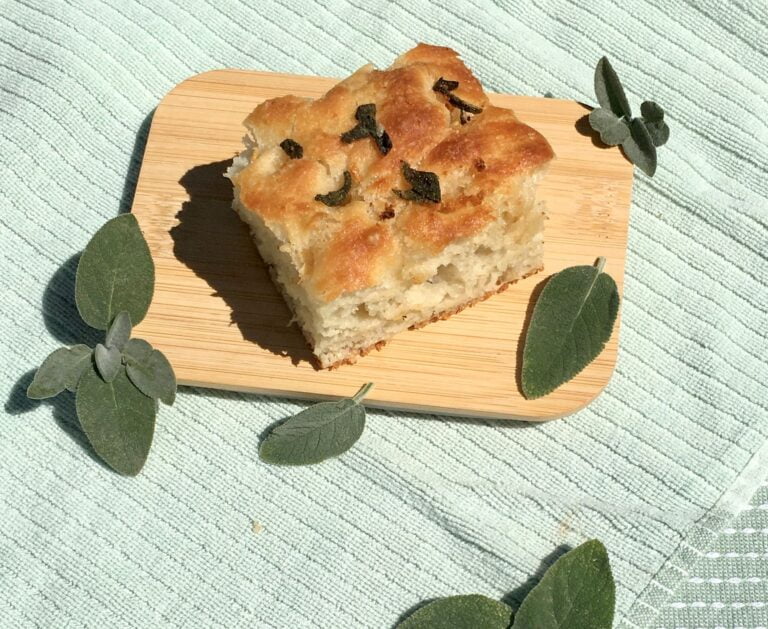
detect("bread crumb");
top-left (251, 520), bottom-right (265, 535)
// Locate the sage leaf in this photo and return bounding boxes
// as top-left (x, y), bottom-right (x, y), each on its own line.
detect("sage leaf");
top-left (621, 118), bottom-right (657, 177)
top-left (644, 120), bottom-right (670, 148)
top-left (511, 540), bottom-right (615, 629)
top-left (279, 138), bottom-right (303, 159)
top-left (397, 595), bottom-right (513, 629)
top-left (75, 214), bottom-right (154, 330)
top-left (27, 345), bottom-right (92, 399)
top-left (260, 383), bottom-right (373, 466)
top-left (125, 349), bottom-right (177, 405)
top-left (393, 162), bottom-right (441, 203)
top-left (588, 108), bottom-right (630, 146)
top-left (76, 364), bottom-right (156, 476)
top-left (640, 101), bottom-right (669, 147)
top-left (640, 100), bottom-right (664, 122)
top-left (594, 57), bottom-right (631, 120)
top-left (315, 171), bottom-right (352, 207)
top-left (521, 258), bottom-right (619, 399)
top-left (94, 343), bottom-right (121, 383)
top-left (123, 338), bottom-right (153, 364)
top-left (105, 311), bottom-right (132, 351)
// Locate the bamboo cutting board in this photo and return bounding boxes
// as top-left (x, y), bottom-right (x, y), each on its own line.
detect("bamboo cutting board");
top-left (131, 69), bottom-right (633, 420)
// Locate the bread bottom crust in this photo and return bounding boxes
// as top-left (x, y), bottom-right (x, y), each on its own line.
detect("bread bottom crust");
top-left (318, 265), bottom-right (544, 370)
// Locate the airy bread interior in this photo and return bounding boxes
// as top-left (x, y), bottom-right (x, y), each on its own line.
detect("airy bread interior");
top-left (228, 147), bottom-right (545, 368)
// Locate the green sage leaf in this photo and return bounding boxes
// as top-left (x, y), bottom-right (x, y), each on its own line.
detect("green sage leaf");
top-left (125, 349), bottom-right (177, 405)
top-left (511, 540), bottom-right (615, 629)
top-left (260, 383), bottom-right (373, 466)
top-left (640, 101), bottom-right (669, 147)
top-left (588, 108), bottom-right (630, 146)
top-left (521, 258), bottom-right (619, 399)
top-left (94, 343), bottom-right (121, 383)
top-left (76, 364), bottom-right (156, 476)
top-left (644, 120), bottom-right (670, 148)
top-left (640, 100), bottom-right (664, 122)
top-left (27, 345), bottom-right (92, 399)
top-left (105, 311), bottom-right (132, 351)
top-left (397, 595), bottom-right (513, 629)
top-left (75, 214), bottom-right (154, 330)
top-left (123, 338), bottom-right (153, 364)
top-left (594, 57), bottom-right (631, 120)
top-left (621, 118), bottom-right (657, 176)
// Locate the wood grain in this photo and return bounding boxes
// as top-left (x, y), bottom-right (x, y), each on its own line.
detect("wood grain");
top-left (130, 69), bottom-right (633, 420)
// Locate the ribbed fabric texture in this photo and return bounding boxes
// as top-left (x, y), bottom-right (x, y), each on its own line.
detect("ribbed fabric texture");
top-left (1, 1), bottom-right (766, 627)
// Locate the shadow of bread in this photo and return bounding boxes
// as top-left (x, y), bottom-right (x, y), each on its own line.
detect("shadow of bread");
top-left (172, 159), bottom-right (315, 367)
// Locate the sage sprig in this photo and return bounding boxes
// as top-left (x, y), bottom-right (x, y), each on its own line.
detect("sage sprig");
top-left (27, 214), bottom-right (176, 476)
top-left (397, 540), bottom-right (615, 629)
top-left (589, 56), bottom-right (669, 176)
top-left (521, 257), bottom-right (619, 399)
top-left (259, 383), bottom-right (373, 465)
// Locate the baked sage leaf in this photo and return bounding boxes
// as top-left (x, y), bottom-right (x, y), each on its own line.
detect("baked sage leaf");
top-left (125, 349), bottom-right (177, 405)
top-left (522, 258), bottom-right (619, 399)
top-left (105, 310), bottom-right (132, 351)
top-left (511, 540), bottom-right (615, 629)
top-left (432, 77), bottom-right (484, 114)
top-left (340, 104), bottom-right (392, 155)
top-left (94, 343), bottom-right (121, 383)
top-left (76, 364), bottom-right (156, 476)
top-left (27, 344), bottom-right (92, 399)
top-left (594, 56), bottom-right (631, 120)
top-left (260, 383), bottom-right (373, 466)
top-left (315, 171), bottom-right (352, 207)
top-left (622, 118), bottom-right (657, 177)
top-left (75, 214), bottom-right (154, 330)
top-left (279, 138), bottom-right (303, 159)
top-left (394, 162), bottom-right (441, 203)
top-left (397, 594), bottom-right (513, 629)
top-left (588, 108), bottom-right (630, 146)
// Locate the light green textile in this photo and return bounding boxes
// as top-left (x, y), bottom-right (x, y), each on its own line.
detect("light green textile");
top-left (1, 1), bottom-right (766, 627)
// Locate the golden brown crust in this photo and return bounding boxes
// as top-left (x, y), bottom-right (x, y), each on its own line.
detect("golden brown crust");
top-left (231, 43), bottom-right (553, 303)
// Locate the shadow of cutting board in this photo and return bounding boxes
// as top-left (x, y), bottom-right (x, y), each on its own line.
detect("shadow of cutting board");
top-left (131, 69), bottom-right (633, 420)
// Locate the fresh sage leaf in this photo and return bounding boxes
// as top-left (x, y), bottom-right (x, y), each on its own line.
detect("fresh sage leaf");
top-left (94, 343), bottom-right (121, 383)
top-left (122, 338), bottom-right (153, 364)
top-left (511, 540), bottom-right (615, 629)
top-left (260, 383), bottom-right (373, 466)
top-left (594, 57), bottom-right (631, 120)
top-left (105, 311), bottom-right (132, 351)
top-left (315, 171), bottom-right (352, 207)
top-left (76, 364), bottom-right (156, 476)
top-left (397, 595), bottom-right (513, 629)
top-left (640, 100), bottom-right (664, 122)
top-left (125, 349), bottom-right (177, 405)
top-left (644, 120), bottom-right (670, 148)
top-left (640, 101), bottom-right (669, 147)
top-left (621, 118), bottom-right (657, 177)
top-left (588, 108), bottom-right (630, 146)
top-left (522, 258), bottom-right (619, 399)
top-left (75, 214), bottom-right (154, 330)
top-left (27, 345), bottom-right (92, 399)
